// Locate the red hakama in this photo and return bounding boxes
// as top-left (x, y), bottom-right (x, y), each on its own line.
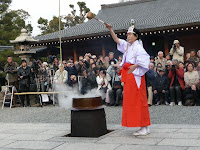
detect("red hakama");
top-left (121, 63), bottom-right (151, 127)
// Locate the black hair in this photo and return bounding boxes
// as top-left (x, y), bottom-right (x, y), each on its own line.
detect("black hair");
top-left (178, 61), bottom-right (184, 65)
top-left (187, 62), bottom-right (194, 68)
top-left (99, 67), bottom-right (105, 72)
top-left (68, 56), bottom-right (74, 60)
top-left (102, 70), bottom-right (106, 75)
top-left (184, 60), bottom-right (192, 66)
top-left (133, 28), bottom-right (141, 40)
top-left (83, 69), bottom-right (88, 74)
top-left (150, 56), bottom-right (155, 60)
top-left (109, 59), bottom-right (117, 65)
top-left (21, 60), bottom-right (27, 63)
top-left (190, 49), bottom-right (196, 53)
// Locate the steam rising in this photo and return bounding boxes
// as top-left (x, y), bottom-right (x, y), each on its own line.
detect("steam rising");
top-left (53, 84), bottom-right (103, 109)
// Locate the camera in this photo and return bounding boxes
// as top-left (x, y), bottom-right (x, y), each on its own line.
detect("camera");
top-left (173, 44), bottom-right (177, 51)
top-left (114, 66), bottom-right (118, 70)
top-left (165, 64), bottom-right (170, 68)
top-left (171, 64), bottom-right (176, 70)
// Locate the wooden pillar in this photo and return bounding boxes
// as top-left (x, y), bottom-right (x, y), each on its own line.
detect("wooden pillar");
top-left (102, 44), bottom-right (106, 57)
top-left (164, 38), bottom-right (169, 55)
top-left (47, 47), bottom-right (51, 56)
top-left (74, 48), bottom-right (77, 61)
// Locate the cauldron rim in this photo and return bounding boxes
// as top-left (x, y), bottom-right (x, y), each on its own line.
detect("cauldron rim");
top-left (72, 96), bottom-right (102, 100)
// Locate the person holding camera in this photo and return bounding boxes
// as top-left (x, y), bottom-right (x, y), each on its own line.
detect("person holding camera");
top-left (169, 40), bottom-right (184, 63)
top-left (17, 60), bottom-right (31, 107)
top-left (97, 55), bottom-right (105, 69)
top-left (165, 60), bottom-right (173, 76)
top-left (168, 59), bottom-right (185, 106)
top-left (81, 69), bottom-right (97, 95)
top-left (65, 61), bottom-right (78, 87)
top-left (77, 57), bottom-right (90, 76)
top-left (96, 70), bottom-right (112, 104)
top-left (107, 63), bottom-right (123, 106)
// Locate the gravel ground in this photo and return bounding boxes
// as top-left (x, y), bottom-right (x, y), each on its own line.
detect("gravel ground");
top-left (0, 105), bottom-right (200, 125)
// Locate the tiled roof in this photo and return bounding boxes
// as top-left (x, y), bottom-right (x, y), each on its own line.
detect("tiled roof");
top-left (36, 0), bottom-right (200, 42)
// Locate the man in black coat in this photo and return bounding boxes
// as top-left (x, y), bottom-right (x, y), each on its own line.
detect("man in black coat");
top-left (17, 60), bottom-right (31, 107)
top-left (153, 68), bottom-right (170, 105)
top-left (80, 69), bottom-right (97, 95)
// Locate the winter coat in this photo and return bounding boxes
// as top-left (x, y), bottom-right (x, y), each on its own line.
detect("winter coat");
top-left (184, 71), bottom-right (199, 88)
top-left (81, 72), bottom-right (97, 94)
top-left (146, 69), bottom-right (156, 87)
top-left (168, 67), bottom-right (185, 90)
top-left (53, 70), bottom-right (68, 83)
top-left (96, 75), bottom-right (112, 91)
top-left (4, 62), bottom-right (19, 82)
top-left (17, 66), bottom-right (31, 86)
top-left (169, 46), bottom-right (184, 63)
top-left (152, 74), bottom-right (169, 92)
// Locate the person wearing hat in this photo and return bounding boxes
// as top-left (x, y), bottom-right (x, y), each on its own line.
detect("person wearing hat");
top-left (17, 60), bottom-right (31, 107)
top-left (105, 22), bottom-right (151, 136)
top-left (153, 68), bottom-right (170, 106)
top-left (169, 40), bottom-right (184, 63)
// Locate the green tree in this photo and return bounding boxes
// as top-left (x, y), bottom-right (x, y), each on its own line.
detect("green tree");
top-left (0, 0), bottom-right (12, 15)
top-left (37, 17), bottom-right (49, 35)
top-left (0, 1), bottom-right (33, 45)
top-left (37, 16), bottom-right (64, 35)
top-left (65, 1), bottom-right (90, 27)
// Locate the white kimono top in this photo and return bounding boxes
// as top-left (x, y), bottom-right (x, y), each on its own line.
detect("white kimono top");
top-left (117, 39), bottom-right (150, 88)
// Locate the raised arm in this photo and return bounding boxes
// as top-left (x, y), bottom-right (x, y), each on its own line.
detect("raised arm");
top-left (105, 23), bottom-right (120, 45)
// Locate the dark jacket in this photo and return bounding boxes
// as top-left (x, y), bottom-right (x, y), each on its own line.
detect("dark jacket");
top-left (65, 66), bottom-right (78, 77)
top-left (17, 66), bottom-right (31, 86)
top-left (76, 61), bottom-right (89, 76)
top-left (81, 72), bottom-right (97, 94)
top-left (146, 69), bottom-right (156, 87)
top-left (153, 74), bottom-right (169, 92)
top-left (4, 62), bottom-right (19, 82)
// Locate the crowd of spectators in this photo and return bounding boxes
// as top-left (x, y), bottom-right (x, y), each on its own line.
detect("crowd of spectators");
top-left (146, 40), bottom-right (200, 106)
top-left (3, 39), bottom-right (200, 107)
top-left (4, 52), bottom-right (123, 107)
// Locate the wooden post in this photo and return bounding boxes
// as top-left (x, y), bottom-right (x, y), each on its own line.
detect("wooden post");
top-left (47, 47), bottom-right (51, 56)
top-left (74, 48), bottom-right (77, 61)
top-left (164, 38), bottom-right (169, 55)
top-left (102, 44), bottom-right (106, 57)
